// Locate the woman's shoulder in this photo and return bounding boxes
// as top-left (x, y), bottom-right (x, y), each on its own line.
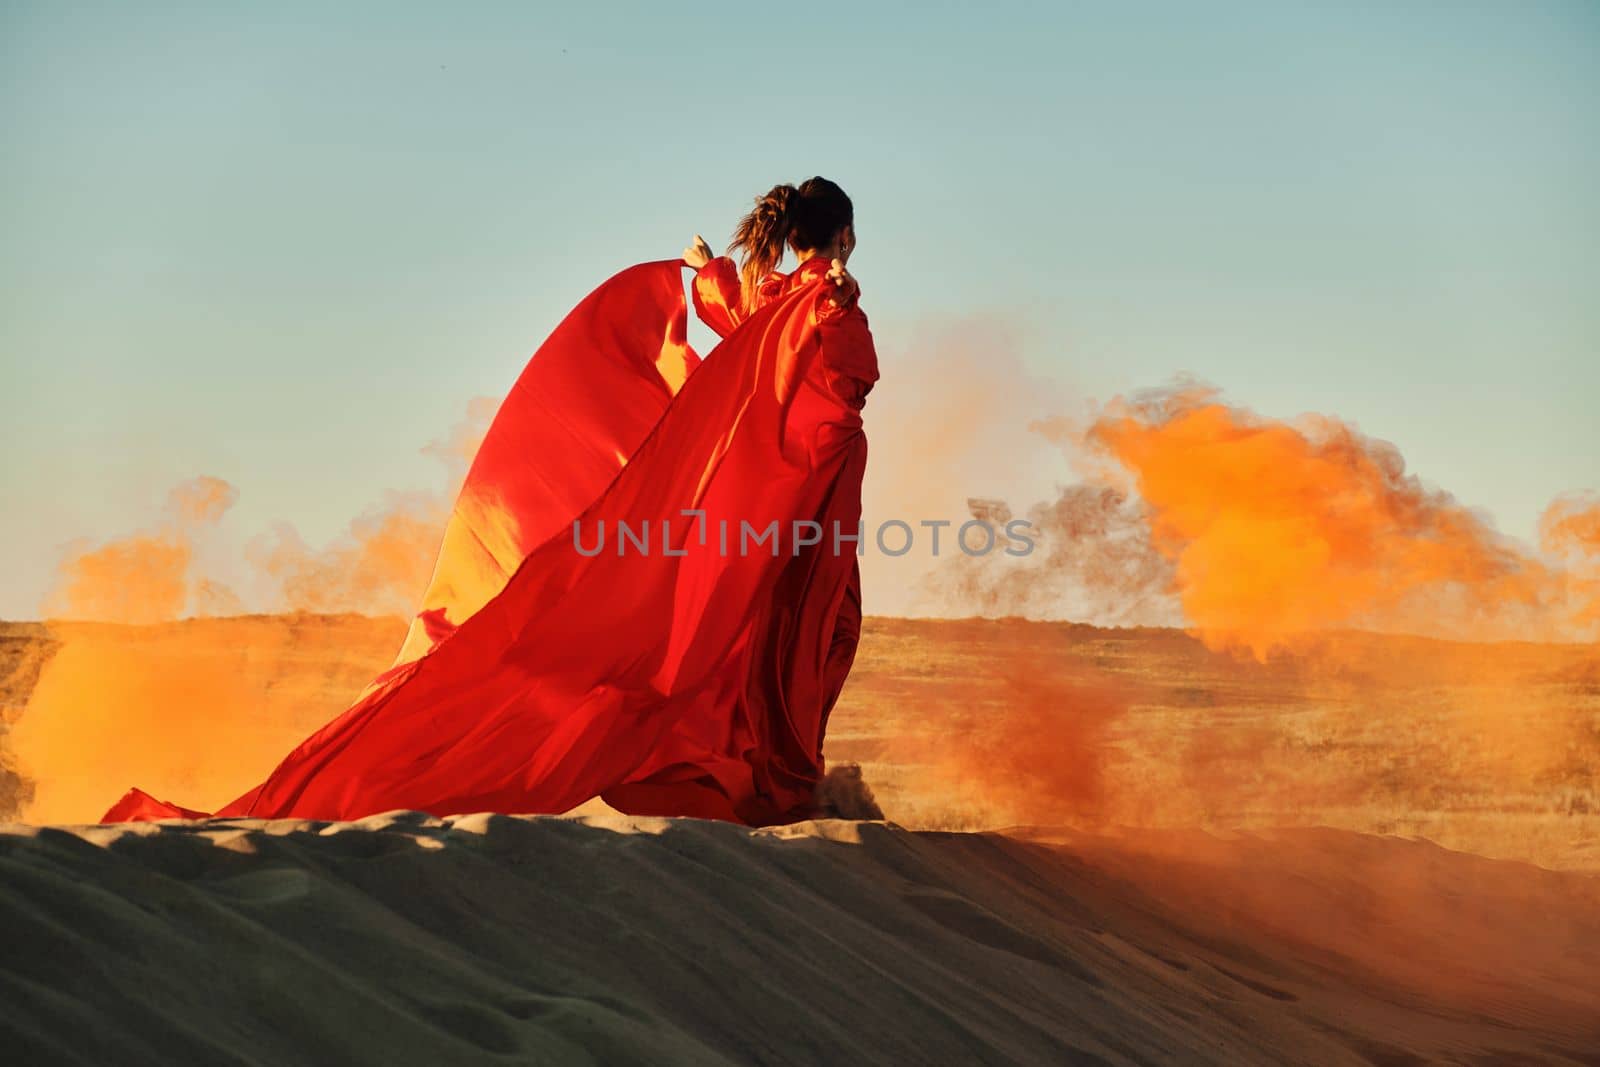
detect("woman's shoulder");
top-left (757, 257), bottom-right (832, 304)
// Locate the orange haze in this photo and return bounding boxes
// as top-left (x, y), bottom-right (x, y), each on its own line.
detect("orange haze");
top-left (13, 404), bottom-right (493, 821)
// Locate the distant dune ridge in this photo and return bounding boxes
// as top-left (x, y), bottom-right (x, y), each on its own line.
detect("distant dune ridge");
top-left (2, 813), bottom-right (1596, 1065)
top-left (3, 615), bottom-right (1598, 870)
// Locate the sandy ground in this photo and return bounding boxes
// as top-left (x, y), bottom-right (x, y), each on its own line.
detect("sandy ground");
top-left (3, 812), bottom-right (1597, 1066)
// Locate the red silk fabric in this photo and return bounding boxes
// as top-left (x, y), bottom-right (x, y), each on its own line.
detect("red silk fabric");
top-left (104, 255), bottom-right (878, 826)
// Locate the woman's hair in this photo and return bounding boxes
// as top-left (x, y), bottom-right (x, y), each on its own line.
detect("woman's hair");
top-left (728, 176), bottom-right (853, 309)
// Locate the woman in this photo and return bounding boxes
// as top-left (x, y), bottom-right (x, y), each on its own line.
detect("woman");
top-left (105, 176), bottom-right (878, 826)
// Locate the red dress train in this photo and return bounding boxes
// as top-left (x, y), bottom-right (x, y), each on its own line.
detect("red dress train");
top-left (103, 255), bottom-right (878, 826)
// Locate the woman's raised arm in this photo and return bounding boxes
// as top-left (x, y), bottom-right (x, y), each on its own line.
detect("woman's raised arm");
top-left (689, 254), bottom-right (746, 340)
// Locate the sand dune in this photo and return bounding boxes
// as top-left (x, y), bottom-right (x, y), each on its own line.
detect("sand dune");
top-left (3, 813), bottom-right (1597, 1065)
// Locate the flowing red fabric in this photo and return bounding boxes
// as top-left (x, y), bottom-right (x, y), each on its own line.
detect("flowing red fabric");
top-left (104, 255), bottom-right (878, 826)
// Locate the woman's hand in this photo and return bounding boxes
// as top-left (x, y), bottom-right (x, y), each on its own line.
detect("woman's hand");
top-left (825, 258), bottom-right (858, 306)
top-left (682, 234), bottom-right (715, 270)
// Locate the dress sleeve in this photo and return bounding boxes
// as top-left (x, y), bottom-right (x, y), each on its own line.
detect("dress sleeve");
top-left (691, 256), bottom-right (745, 339)
top-left (813, 286), bottom-right (879, 410)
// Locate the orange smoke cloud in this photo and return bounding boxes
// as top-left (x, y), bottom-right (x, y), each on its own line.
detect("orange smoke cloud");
top-left (908, 669), bottom-right (1133, 829)
top-left (168, 475), bottom-right (238, 525)
top-left (12, 616), bottom-right (403, 823)
top-left (10, 401), bottom-right (495, 822)
top-left (1540, 492), bottom-right (1600, 627)
top-left (15, 623), bottom-right (267, 822)
top-left (957, 675), bottom-right (1126, 823)
top-left (46, 539), bottom-right (191, 625)
top-left (247, 492), bottom-right (446, 618)
top-left (1083, 386), bottom-right (1573, 658)
top-left (1541, 492), bottom-right (1600, 553)
top-left (918, 486), bottom-right (1180, 627)
top-left (243, 398), bottom-right (494, 618)
top-left (860, 317), bottom-right (1066, 616)
top-left (38, 402), bottom-right (498, 624)
top-left (43, 476), bottom-right (239, 624)
top-left (423, 395), bottom-right (497, 481)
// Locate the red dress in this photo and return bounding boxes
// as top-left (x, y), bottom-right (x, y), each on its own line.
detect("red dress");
top-left (104, 254), bottom-right (879, 825)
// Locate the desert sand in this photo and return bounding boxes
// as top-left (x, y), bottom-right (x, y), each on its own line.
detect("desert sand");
top-left (2, 615), bottom-right (1598, 1063)
top-left (4, 812), bottom-right (1598, 1065)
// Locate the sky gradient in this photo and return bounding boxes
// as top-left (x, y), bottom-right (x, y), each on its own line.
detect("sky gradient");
top-left (3, 1), bottom-right (1596, 618)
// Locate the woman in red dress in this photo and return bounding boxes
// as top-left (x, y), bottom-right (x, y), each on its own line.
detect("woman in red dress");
top-left (105, 176), bottom-right (879, 826)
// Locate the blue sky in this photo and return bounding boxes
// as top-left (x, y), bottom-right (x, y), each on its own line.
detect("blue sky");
top-left (3, 1), bottom-right (1596, 618)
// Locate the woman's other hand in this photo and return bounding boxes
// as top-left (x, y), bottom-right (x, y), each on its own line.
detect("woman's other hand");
top-left (682, 234), bottom-right (715, 269)
top-left (825, 258), bottom-right (858, 306)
